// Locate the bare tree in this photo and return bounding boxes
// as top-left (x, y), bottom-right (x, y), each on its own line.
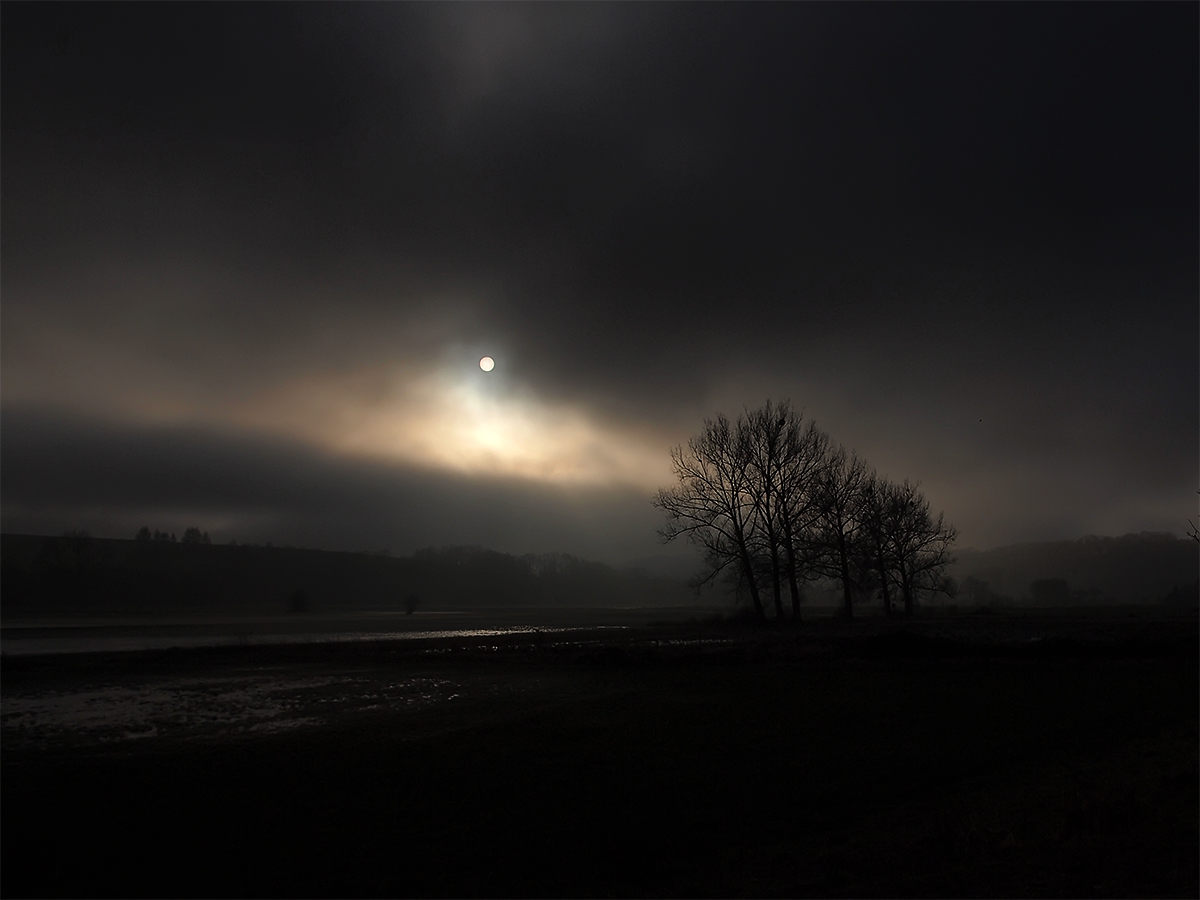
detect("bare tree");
top-left (773, 411), bottom-right (831, 620)
top-left (812, 446), bottom-right (870, 618)
top-left (744, 401), bottom-right (792, 619)
top-left (657, 402), bottom-right (956, 623)
top-left (859, 471), bottom-right (898, 616)
top-left (182, 526), bottom-right (212, 545)
top-left (655, 413), bottom-right (766, 619)
top-left (886, 480), bottom-right (957, 615)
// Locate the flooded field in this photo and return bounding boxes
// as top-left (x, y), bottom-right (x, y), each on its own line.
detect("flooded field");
top-left (0, 612), bottom-right (740, 752)
top-left (5, 602), bottom-right (1192, 655)
top-left (3, 607), bottom-right (1196, 898)
top-left (1, 668), bottom-right (466, 750)
top-left (4, 605), bottom-right (1194, 752)
top-left (0, 606), bottom-right (706, 655)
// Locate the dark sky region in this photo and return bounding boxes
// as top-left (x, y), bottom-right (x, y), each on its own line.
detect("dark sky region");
top-left (2, 2), bottom-right (1196, 565)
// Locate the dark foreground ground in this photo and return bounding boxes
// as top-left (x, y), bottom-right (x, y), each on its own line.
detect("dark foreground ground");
top-left (3, 609), bottom-right (1197, 898)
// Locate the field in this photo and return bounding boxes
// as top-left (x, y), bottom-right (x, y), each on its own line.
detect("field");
top-left (2, 607), bottom-right (1197, 898)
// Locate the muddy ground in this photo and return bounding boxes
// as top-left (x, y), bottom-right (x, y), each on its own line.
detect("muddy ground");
top-left (3, 609), bottom-right (1197, 898)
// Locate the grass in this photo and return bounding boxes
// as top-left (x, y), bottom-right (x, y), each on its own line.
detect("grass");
top-left (2, 614), bottom-right (1196, 898)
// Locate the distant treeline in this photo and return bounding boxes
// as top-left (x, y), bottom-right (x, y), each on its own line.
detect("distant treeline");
top-left (0, 533), bottom-right (699, 615)
top-left (950, 532), bottom-right (1199, 606)
top-left (5, 528), bottom-right (1194, 618)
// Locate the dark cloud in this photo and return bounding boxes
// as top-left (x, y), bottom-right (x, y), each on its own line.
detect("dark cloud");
top-left (2, 3), bottom-right (1196, 555)
top-left (1, 407), bottom-right (665, 562)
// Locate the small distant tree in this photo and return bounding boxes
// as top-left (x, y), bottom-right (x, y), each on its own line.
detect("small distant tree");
top-left (1162, 580), bottom-right (1199, 607)
top-left (135, 526), bottom-right (152, 542)
top-left (35, 531), bottom-right (103, 575)
top-left (959, 576), bottom-right (1011, 607)
top-left (1030, 578), bottom-right (1070, 606)
top-left (288, 589), bottom-right (309, 614)
top-left (181, 527), bottom-right (213, 545)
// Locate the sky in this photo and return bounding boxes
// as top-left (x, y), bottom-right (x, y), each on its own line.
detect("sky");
top-left (2, 2), bottom-right (1197, 565)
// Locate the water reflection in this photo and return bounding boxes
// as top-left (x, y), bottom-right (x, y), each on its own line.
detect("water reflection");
top-left (0, 624), bottom-right (629, 657)
top-left (1, 672), bottom-right (463, 749)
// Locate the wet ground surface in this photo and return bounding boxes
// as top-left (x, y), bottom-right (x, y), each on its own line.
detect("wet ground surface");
top-left (4, 607), bottom-right (1193, 753)
top-left (2, 609), bottom-right (1196, 898)
top-left (0, 607), bottom-right (669, 655)
top-left (0, 667), bottom-right (466, 749)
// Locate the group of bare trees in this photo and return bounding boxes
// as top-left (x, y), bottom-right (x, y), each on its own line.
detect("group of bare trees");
top-left (654, 400), bottom-right (956, 621)
top-left (135, 526), bottom-right (212, 544)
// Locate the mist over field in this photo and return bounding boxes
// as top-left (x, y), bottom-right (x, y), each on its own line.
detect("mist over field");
top-left (3, 529), bottom-right (1195, 626)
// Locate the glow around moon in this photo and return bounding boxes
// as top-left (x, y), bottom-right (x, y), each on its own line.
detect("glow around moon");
top-left (479, 356), bottom-right (495, 372)
top-left (233, 361), bottom-right (670, 489)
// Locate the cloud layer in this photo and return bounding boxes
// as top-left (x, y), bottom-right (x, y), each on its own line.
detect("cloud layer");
top-left (3, 3), bottom-right (1196, 557)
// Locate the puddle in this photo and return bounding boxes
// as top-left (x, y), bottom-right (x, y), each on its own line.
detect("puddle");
top-left (1, 672), bottom-right (462, 749)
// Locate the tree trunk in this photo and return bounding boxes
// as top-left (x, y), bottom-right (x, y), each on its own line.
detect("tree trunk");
top-left (837, 532), bottom-right (854, 618)
top-left (783, 517), bottom-right (803, 621)
top-left (789, 577), bottom-right (804, 620)
top-left (877, 552), bottom-right (892, 615)
top-left (769, 540), bottom-right (784, 619)
top-left (737, 538), bottom-right (765, 619)
top-left (787, 564), bottom-right (802, 621)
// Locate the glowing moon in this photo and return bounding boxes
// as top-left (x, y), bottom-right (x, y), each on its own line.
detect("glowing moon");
top-left (479, 356), bottom-right (495, 372)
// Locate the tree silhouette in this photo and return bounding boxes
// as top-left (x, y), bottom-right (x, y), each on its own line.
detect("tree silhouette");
top-left (773, 413), bottom-right (831, 620)
top-left (741, 402), bottom-right (830, 620)
top-left (657, 401), bottom-right (956, 620)
top-left (884, 480), bottom-right (957, 615)
top-left (859, 472), bottom-right (898, 615)
top-left (744, 401), bottom-right (792, 619)
top-left (655, 412), bottom-right (765, 619)
top-left (288, 589), bottom-right (309, 613)
top-left (1030, 578), bottom-right (1070, 606)
top-left (812, 446), bottom-right (870, 618)
top-left (35, 530), bottom-right (100, 575)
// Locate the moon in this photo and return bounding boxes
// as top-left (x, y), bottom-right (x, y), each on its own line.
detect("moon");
top-left (479, 356), bottom-right (495, 372)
